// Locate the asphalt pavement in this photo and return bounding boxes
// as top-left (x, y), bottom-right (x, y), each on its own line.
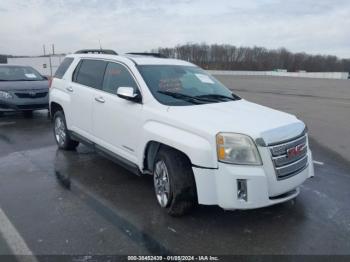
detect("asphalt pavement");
top-left (0, 76), bottom-right (349, 257)
top-left (216, 75), bottom-right (350, 163)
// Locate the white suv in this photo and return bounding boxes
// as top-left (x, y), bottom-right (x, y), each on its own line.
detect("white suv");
top-left (50, 49), bottom-right (314, 216)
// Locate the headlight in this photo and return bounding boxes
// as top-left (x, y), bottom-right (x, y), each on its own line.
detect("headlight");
top-left (0, 91), bottom-right (13, 99)
top-left (216, 133), bottom-right (262, 165)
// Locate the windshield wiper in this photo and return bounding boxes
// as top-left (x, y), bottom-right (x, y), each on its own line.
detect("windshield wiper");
top-left (157, 91), bottom-right (214, 104)
top-left (195, 93), bottom-right (240, 101)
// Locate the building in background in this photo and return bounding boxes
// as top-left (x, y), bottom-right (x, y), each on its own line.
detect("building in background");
top-left (6, 55), bottom-right (65, 76)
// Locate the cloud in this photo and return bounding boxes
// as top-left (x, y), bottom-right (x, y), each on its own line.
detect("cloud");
top-left (0, 0), bottom-right (349, 58)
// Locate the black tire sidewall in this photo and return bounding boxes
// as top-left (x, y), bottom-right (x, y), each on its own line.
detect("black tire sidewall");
top-left (154, 147), bottom-right (197, 216)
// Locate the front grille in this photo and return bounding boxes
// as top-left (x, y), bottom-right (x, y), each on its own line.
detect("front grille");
top-left (15, 92), bottom-right (48, 99)
top-left (269, 133), bottom-right (308, 180)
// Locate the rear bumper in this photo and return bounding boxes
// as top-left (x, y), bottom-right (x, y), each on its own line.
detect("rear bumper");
top-left (192, 150), bottom-right (314, 210)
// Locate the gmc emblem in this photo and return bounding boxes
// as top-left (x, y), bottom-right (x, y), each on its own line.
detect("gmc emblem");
top-left (287, 144), bottom-right (305, 158)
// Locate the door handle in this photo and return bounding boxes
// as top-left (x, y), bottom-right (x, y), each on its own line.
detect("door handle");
top-left (66, 86), bottom-right (74, 92)
top-left (95, 97), bottom-right (105, 103)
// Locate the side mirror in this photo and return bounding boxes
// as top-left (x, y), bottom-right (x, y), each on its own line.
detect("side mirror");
top-left (116, 87), bottom-right (141, 102)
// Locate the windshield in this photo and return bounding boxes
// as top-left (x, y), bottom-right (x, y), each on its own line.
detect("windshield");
top-left (138, 65), bottom-right (240, 106)
top-left (0, 66), bottom-right (45, 81)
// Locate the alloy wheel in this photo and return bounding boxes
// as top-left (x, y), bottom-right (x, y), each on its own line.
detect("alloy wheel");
top-left (54, 116), bottom-right (66, 146)
top-left (154, 160), bottom-right (171, 208)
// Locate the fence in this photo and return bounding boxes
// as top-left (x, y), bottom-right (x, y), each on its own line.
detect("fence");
top-left (7, 56), bottom-right (65, 76)
top-left (6, 57), bottom-right (349, 80)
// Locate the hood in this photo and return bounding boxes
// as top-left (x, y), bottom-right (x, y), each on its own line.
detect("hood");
top-left (0, 80), bottom-right (49, 91)
top-left (167, 99), bottom-right (305, 145)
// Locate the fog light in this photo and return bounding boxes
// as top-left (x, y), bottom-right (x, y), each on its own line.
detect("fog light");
top-left (237, 179), bottom-right (247, 201)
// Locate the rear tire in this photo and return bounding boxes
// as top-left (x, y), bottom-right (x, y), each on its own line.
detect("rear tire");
top-left (153, 147), bottom-right (197, 216)
top-left (53, 111), bottom-right (79, 150)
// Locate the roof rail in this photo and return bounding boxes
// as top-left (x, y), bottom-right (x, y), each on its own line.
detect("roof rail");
top-left (126, 52), bottom-right (167, 58)
top-left (75, 49), bottom-right (118, 55)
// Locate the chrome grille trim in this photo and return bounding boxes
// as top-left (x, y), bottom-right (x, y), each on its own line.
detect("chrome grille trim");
top-left (269, 133), bottom-right (308, 180)
top-left (270, 135), bottom-right (307, 156)
top-left (273, 144), bottom-right (307, 167)
top-left (276, 155), bottom-right (308, 178)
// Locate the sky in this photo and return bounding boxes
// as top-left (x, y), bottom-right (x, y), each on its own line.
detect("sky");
top-left (0, 0), bottom-right (349, 58)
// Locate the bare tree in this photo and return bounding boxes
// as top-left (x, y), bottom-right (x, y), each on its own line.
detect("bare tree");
top-left (155, 43), bottom-right (350, 72)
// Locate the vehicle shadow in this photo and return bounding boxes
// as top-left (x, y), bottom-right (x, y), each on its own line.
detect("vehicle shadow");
top-left (53, 146), bottom-right (310, 254)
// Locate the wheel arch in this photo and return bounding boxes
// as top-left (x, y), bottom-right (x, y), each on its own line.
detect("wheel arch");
top-left (140, 121), bottom-right (216, 171)
top-left (143, 141), bottom-right (194, 173)
top-left (138, 121), bottom-right (217, 170)
top-left (50, 102), bottom-right (64, 119)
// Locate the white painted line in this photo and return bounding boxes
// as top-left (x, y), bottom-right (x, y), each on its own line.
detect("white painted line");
top-left (313, 160), bottom-right (324, 166)
top-left (168, 226), bottom-right (177, 233)
top-left (0, 121), bottom-right (16, 127)
top-left (0, 207), bottom-right (38, 261)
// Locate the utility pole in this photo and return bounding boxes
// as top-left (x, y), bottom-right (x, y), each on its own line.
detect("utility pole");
top-left (52, 44), bottom-right (55, 55)
top-left (43, 44), bottom-right (46, 56)
top-left (49, 56), bottom-right (53, 77)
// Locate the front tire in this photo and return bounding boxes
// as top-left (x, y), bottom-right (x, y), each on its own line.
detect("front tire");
top-left (53, 111), bottom-right (79, 150)
top-left (153, 147), bottom-right (197, 216)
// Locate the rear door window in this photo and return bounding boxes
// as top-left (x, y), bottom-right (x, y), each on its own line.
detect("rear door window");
top-left (102, 62), bottom-right (138, 94)
top-left (73, 59), bottom-right (107, 89)
top-left (54, 57), bottom-right (74, 79)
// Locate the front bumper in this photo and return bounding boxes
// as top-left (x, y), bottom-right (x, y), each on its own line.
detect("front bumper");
top-left (192, 150), bottom-right (314, 210)
top-left (0, 100), bottom-right (48, 112)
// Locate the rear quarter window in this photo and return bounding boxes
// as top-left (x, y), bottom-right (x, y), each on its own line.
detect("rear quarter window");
top-left (73, 59), bottom-right (107, 89)
top-left (54, 57), bottom-right (74, 79)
